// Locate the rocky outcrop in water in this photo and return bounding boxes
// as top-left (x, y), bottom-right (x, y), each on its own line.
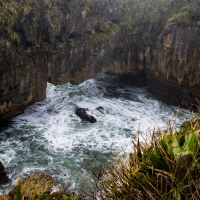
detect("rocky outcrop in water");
top-left (0, 161), bottom-right (9, 184)
top-left (76, 108), bottom-right (97, 123)
top-left (96, 106), bottom-right (109, 114)
top-left (0, 0), bottom-right (200, 122)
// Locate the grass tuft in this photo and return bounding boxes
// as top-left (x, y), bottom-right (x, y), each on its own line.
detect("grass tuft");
top-left (97, 114), bottom-right (200, 200)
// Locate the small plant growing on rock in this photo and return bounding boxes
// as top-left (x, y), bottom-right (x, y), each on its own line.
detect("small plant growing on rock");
top-left (62, 195), bottom-right (78, 200)
top-left (13, 178), bottom-right (22, 200)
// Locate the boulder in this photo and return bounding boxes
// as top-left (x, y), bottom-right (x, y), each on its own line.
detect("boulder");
top-left (10, 172), bottom-right (56, 198)
top-left (0, 161), bottom-right (9, 184)
top-left (96, 106), bottom-right (109, 114)
top-left (76, 108), bottom-right (97, 123)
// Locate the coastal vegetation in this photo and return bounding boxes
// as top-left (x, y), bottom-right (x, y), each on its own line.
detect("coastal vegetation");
top-left (72, 0), bottom-right (200, 48)
top-left (0, 0), bottom-right (199, 51)
top-left (1, 0), bottom-right (200, 199)
top-left (98, 114), bottom-right (200, 199)
top-left (164, 2), bottom-right (200, 30)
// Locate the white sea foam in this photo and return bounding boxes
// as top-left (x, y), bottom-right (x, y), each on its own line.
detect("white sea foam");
top-left (0, 73), bottom-right (192, 195)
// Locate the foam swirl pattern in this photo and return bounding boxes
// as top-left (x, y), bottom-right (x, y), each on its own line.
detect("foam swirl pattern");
top-left (0, 74), bottom-right (192, 194)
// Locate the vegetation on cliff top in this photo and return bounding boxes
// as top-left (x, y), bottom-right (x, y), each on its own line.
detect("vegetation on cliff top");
top-left (0, 0), bottom-right (69, 71)
top-left (0, 0), bottom-right (199, 37)
top-left (98, 114), bottom-right (200, 199)
top-left (165, 3), bottom-right (200, 29)
top-left (80, 0), bottom-right (200, 46)
top-left (0, 0), bottom-right (199, 50)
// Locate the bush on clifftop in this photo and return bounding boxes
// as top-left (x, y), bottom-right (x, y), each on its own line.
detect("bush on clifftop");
top-left (97, 114), bottom-right (200, 200)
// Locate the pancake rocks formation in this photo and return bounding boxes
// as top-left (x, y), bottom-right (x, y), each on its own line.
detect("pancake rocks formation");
top-left (0, 0), bottom-right (200, 122)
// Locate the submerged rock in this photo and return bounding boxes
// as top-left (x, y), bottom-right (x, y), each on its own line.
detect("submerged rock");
top-left (96, 106), bottom-right (109, 114)
top-left (76, 108), bottom-right (97, 123)
top-left (0, 161), bottom-right (9, 184)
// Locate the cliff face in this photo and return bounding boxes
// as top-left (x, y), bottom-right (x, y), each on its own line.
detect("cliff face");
top-left (146, 26), bottom-right (200, 109)
top-left (0, 0), bottom-right (146, 122)
top-left (0, 0), bottom-right (200, 122)
top-left (47, 0), bottom-right (145, 86)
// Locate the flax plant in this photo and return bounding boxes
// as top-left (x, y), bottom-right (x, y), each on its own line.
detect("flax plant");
top-left (98, 115), bottom-right (200, 200)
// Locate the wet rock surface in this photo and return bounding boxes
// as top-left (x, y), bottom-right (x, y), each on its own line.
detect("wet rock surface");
top-left (0, 161), bottom-right (9, 184)
top-left (76, 108), bottom-right (97, 123)
top-left (96, 106), bottom-right (109, 114)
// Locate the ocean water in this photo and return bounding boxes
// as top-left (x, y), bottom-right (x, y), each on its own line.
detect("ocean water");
top-left (0, 74), bottom-right (192, 195)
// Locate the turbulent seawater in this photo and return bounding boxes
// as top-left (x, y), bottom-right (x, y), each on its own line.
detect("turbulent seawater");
top-left (0, 74), bottom-right (193, 195)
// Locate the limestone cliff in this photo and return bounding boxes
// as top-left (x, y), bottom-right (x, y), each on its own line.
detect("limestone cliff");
top-left (146, 26), bottom-right (200, 109)
top-left (0, 0), bottom-right (200, 122)
top-left (144, 1), bottom-right (200, 110)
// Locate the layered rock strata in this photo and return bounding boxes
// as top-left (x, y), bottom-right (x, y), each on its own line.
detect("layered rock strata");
top-left (0, 0), bottom-right (200, 122)
top-left (0, 0), bottom-right (145, 122)
top-left (145, 26), bottom-right (200, 110)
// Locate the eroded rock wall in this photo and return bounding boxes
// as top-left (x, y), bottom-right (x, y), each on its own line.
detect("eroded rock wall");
top-left (145, 26), bottom-right (200, 109)
top-left (47, 0), bottom-right (144, 85)
top-left (0, 0), bottom-right (200, 122)
top-left (1, 0), bottom-right (144, 122)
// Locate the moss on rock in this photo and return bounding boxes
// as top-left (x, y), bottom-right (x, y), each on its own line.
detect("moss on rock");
top-left (11, 172), bottom-right (56, 198)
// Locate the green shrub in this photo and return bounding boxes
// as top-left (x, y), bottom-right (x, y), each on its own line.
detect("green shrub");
top-left (98, 115), bottom-right (200, 200)
top-left (13, 179), bottom-right (22, 200)
top-left (164, 1), bottom-right (199, 30)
